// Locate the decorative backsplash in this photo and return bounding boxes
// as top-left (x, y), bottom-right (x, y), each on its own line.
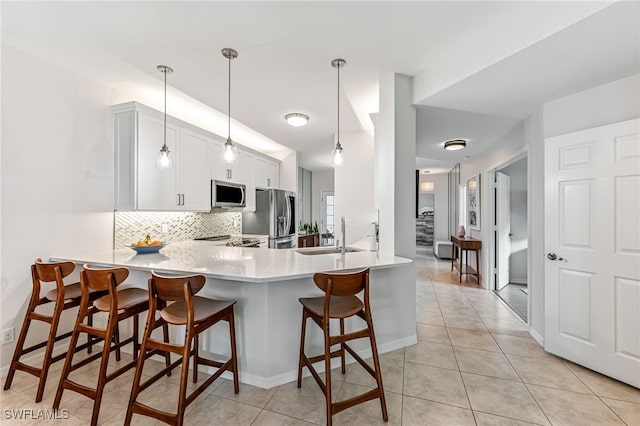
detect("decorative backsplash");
top-left (114, 211), bottom-right (241, 248)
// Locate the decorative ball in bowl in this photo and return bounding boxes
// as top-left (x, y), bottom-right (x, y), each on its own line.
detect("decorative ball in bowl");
top-left (127, 236), bottom-right (168, 254)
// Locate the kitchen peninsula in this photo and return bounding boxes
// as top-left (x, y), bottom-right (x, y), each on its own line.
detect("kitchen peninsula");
top-left (52, 241), bottom-right (415, 388)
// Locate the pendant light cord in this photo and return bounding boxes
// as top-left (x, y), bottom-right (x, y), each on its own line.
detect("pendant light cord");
top-left (163, 68), bottom-right (167, 149)
top-left (227, 54), bottom-right (231, 141)
top-left (337, 64), bottom-right (340, 145)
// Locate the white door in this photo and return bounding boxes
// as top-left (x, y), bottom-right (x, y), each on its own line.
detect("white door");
top-left (496, 172), bottom-right (511, 290)
top-left (321, 190), bottom-right (335, 246)
top-left (545, 118), bottom-right (640, 388)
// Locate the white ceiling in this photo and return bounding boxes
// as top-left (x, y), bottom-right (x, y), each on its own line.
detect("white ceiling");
top-left (2, 1), bottom-right (627, 171)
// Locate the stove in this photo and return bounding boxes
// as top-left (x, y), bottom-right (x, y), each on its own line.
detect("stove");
top-left (195, 235), bottom-right (261, 247)
top-left (194, 235), bottom-right (231, 241)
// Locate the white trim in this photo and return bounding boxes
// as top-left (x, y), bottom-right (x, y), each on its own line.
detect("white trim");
top-left (529, 327), bottom-right (544, 346)
top-left (509, 278), bottom-right (528, 285)
top-left (484, 146), bottom-right (531, 325)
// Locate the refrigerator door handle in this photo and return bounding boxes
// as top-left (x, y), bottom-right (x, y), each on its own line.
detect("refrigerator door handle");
top-left (285, 195), bottom-right (291, 236)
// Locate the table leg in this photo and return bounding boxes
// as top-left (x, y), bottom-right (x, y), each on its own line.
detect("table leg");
top-left (475, 249), bottom-right (480, 284)
top-left (451, 244), bottom-right (455, 271)
top-left (459, 249), bottom-right (463, 283)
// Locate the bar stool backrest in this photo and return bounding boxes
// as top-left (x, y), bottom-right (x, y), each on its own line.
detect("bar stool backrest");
top-left (81, 265), bottom-right (129, 292)
top-left (149, 273), bottom-right (206, 302)
top-left (33, 258), bottom-right (75, 283)
top-left (313, 267), bottom-right (369, 297)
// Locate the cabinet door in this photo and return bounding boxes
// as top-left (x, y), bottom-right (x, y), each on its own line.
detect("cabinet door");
top-left (243, 152), bottom-right (257, 212)
top-left (267, 160), bottom-right (279, 188)
top-left (137, 112), bottom-right (179, 210)
top-left (211, 140), bottom-right (243, 182)
top-left (179, 129), bottom-right (211, 211)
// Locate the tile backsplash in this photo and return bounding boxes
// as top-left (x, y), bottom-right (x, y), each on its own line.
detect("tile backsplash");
top-left (114, 211), bottom-right (241, 248)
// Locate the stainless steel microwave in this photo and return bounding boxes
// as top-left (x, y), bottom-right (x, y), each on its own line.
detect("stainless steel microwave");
top-left (212, 180), bottom-right (246, 208)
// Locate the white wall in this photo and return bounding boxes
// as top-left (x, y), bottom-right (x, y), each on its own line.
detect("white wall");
top-left (418, 173), bottom-right (449, 242)
top-left (1, 45), bottom-right (115, 368)
top-left (311, 169), bottom-right (334, 232)
top-left (543, 73), bottom-right (640, 137)
top-left (334, 131), bottom-right (376, 245)
top-left (499, 158), bottom-right (528, 284)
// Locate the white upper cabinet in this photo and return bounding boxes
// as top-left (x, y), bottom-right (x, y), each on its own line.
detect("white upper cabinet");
top-left (255, 157), bottom-right (280, 189)
top-left (211, 140), bottom-right (243, 182)
top-left (113, 101), bottom-right (281, 211)
top-left (179, 129), bottom-right (211, 211)
top-left (136, 113), bottom-right (179, 210)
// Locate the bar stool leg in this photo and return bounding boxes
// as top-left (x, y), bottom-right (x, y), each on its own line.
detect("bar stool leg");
top-left (366, 314), bottom-right (388, 421)
top-left (114, 323), bottom-right (121, 362)
top-left (297, 310), bottom-right (308, 388)
top-left (193, 335), bottom-right (199, 383)
top-left (176, 336), bottom-right (192, 426)
top-left (90, 321), bottom-right (115, 426)
top-left (323, 320), bottom-right (333, 426)
top-left (228, 310), bottom-right (239, 394)
top-left (3, 291), bottom-right (40, 392)
top-left (339, 318), bottom-right (346, 374)
top-left (162, 323), bottom-right (172, 376)
top-left (35, 298), bottom-right (64, 402)
top-left (53, 319), bottom-right (83, 411)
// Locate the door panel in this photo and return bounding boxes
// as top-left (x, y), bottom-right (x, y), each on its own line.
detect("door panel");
top-left (615, 277), bottom-right (640, 360)
top-left (545, 118), bottom-right (640, 387)
top-left (559, 180), bottom-right (594, 248)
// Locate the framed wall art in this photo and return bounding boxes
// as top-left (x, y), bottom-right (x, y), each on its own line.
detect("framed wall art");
top-left (467, 174), bottom-right (480, 230)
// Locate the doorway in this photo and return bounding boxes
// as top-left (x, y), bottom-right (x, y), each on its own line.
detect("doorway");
top-left (493, 156), bottom-right (529, 321)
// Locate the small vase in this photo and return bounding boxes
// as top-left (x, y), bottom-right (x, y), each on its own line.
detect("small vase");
top-left (457, 226), bottom-right (466, 238)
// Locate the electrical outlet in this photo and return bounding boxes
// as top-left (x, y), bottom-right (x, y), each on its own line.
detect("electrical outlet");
top-left (2, 328), bottom-right (14, 344)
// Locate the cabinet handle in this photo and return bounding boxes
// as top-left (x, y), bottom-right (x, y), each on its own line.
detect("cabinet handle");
top-left (267, 178), bottom-right (271, 187)
top-left (181, 194), bottom-right (185, 206)
top-left (230, 169), bottom-right (232, 179)
top-left (177, 194), bottom-right (181, 206)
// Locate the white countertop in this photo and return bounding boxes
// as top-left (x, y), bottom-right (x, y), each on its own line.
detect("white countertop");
top-left (52, 241), bottom-right (412, 283)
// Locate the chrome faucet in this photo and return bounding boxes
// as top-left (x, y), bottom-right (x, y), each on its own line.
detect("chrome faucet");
top-left (340, 216), bottom-right (346, 255)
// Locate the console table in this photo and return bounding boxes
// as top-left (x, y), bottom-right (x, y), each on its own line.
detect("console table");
top-left (450, 236), bottom-right (482, 284)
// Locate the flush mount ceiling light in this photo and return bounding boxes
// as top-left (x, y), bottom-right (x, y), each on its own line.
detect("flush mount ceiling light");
top-left (331, 58), bottom-right (346, 168)
top-left (222, 48), bottom-right (238, 164)
top-left (285, 113), bottom-right (309, 127)
top-left (444, 139), bottom-right (467, 151)
top-left (156, 65), bottom-right (174, 168)
top-left (420, 181), bottom-right (435, 192)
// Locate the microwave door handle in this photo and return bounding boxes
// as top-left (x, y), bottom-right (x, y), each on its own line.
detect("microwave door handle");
top-left (241, 186), bottom-right (245, 206)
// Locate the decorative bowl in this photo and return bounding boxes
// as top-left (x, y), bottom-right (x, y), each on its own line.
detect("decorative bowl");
top-left (126, 243), bottom-right (169, 254)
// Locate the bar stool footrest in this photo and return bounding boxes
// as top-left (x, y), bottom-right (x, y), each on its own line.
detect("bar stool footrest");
top-left (332, 388), bottom-right (381, 415)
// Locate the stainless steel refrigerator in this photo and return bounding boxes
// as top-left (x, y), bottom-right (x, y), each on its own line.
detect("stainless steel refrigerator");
top-left (242, 189), bottom-right (297, 248)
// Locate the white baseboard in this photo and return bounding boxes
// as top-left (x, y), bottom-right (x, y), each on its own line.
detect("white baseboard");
top-left (529, 327), bottom-right (544, 346)
top-left (510, 278), bottom-right (528, 285)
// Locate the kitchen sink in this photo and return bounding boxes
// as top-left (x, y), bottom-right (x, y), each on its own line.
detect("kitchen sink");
top-left (295, 247), bottom-right (363, 255)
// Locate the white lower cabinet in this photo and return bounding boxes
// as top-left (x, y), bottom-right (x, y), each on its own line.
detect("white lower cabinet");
top-left (114, 101), bottom-right (280, 212)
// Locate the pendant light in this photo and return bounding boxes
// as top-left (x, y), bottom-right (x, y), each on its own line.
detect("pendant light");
top-left (156, 65), bottom-right (174, 168)
top-left (222, 48), bottom-right (238, 164)
top-left (331, 58), bottom-right (346, 168)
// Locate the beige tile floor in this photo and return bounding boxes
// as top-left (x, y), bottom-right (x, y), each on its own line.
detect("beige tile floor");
top-left (1, 250), bottom-right (639, 425)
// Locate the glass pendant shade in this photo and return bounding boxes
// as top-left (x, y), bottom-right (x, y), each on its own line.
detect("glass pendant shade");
top-left (156, 145), bottom-right (172, 168)
top-left (331, 142), bottom-right (344, 168)
top-left (222, 138), bottom-right (238, 164)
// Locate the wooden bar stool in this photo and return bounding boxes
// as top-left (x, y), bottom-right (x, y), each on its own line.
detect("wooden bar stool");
top-left (125, 272), bottom-right (239, 426)
top-left (53, 265), bottom-right (169, 426)
top-left (297, 267), bottom-right (388, 426)
top-left (3, 259), bottom-right (106, 403)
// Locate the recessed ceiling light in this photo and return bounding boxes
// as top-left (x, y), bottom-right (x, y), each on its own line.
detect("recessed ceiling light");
top-left (285, 113), bottom-right (309, 127)
top-left (444, 139), bottom-right (467, 151)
